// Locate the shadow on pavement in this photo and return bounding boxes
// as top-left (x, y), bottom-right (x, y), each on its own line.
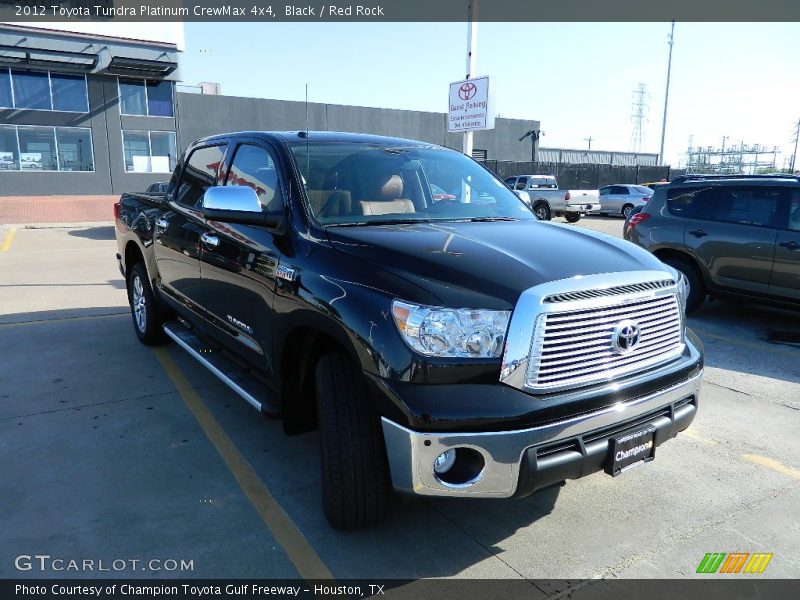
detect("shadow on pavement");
top-left (68, 226), bottom-right (116, 241)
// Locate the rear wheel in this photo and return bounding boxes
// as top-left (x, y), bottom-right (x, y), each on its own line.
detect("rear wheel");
top-left (315, 353), bottom-right (390, 529)
top-left (533, 202), bottom-right (551, 221)
top-left (127, 262), bottom-right (166, 345)
top-left (662, 256), bottom-right (705, 313)
top-left (622, 204), bottom-right (635, 219)
top-left (565, 212), bottom-right (581, 223)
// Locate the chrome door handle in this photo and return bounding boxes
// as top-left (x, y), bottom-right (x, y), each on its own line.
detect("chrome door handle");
top-left (689, 229), bottom-right (708, 238)
top-left (200, 233), bottom-right (220, 248)
top-left (779, 240), bottom-right (799, 250)
top-left (155, 217), bottom-right (168, 229)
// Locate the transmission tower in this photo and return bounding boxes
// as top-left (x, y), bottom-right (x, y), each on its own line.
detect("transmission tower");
top-left (630, 83), bottom-right (649, 153)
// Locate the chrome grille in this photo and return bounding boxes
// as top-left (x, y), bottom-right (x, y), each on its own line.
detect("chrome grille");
top-left (526, 293), bottom-right (683, 391)
top-left (543, 280), bottom-right (675, 303)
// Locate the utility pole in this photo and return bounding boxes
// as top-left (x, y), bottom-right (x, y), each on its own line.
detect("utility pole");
top-left (791, 118), bottom-right (800, 172)
top-left (463, 0), bottom-right (478, 158)
top-left (584, 136), bottom-right (594, 150)
top-left (658, 20), bottom-right (675, 166)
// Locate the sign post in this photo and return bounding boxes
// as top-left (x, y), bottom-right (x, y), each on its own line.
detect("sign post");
top-left (448, 76), bottom-right (496, 137)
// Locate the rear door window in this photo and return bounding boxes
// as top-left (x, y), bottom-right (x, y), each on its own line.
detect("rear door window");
top-left (666, 186), bottom-right (714, 219)
top-left (710, 187), bottom-right (782, 228)
top-left (175, 144), bottom-right (227, 206)
top-left (515, 176), bottom-right (529, 190)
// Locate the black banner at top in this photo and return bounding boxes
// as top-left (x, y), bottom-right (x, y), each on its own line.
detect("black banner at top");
top-left (0, 0), bottom-right (799, 22)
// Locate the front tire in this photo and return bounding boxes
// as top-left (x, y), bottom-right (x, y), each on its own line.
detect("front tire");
top-left (533, 202), bottom-right (551, 221)
top-left (315, 353), bottom-right (390, 529)
top-left (565, 212), bottom-right (581, 223)
top-left (662, 256), bottom-right (705, 313)
top-left (127, 262), bottom-right (166, 345)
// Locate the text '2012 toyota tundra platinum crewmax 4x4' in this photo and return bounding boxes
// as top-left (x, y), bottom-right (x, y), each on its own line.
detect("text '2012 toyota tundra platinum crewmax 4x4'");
top-left (115, 132), bottom-right (704, 529)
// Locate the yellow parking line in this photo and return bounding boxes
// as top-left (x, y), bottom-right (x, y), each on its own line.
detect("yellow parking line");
top-left (153, 347), bottom-right (334, 580)
top-left (1, 228), bottom-right (17, 252)
top-left (742, 454), bottom-right (800, 480)
top-left (683, 428), bottom-right (718, 446)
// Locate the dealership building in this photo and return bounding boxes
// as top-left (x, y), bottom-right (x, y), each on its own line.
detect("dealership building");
top-left (0, 23), bottom-right (548, 197)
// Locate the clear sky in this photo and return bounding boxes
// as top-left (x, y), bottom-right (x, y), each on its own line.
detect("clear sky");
top-left (181, 22), bottom-right (800, 167)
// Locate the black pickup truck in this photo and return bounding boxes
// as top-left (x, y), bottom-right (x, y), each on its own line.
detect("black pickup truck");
top-left (115, 131), bottom-right (704, 529)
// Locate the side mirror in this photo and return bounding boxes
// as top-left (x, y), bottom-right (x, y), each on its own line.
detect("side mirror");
top-left (202, 186), bottom-right (262, 212)
top-left (200, 186), bottom-right (284, 229)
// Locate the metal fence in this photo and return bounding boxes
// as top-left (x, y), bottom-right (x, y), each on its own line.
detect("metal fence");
top-left (481, 160), bottom-right (685, 189)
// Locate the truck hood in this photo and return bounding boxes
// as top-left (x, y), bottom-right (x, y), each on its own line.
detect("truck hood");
top-left (326, 220), bottom-right (669, 309)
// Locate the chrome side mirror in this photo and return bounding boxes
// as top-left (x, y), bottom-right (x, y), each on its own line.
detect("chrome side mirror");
top-left (202, 186), bottom-right (262, 213)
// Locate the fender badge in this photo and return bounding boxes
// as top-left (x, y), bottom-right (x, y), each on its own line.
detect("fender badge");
top-left (277, 264), bottom-right (296, 282)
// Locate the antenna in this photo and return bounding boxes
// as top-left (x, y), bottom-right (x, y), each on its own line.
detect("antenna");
top-left (305, 83), bottom-right (309, 138)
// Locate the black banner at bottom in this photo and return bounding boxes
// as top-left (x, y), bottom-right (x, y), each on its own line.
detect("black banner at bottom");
top-left (2, 579), bottom-right (799, 600)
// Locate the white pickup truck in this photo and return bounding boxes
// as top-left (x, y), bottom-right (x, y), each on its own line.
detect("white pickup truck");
top-left (504, 175), bottom-right (600, 223)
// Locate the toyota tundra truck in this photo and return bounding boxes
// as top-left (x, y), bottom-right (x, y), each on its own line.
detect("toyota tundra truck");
top-left (503, 175), bottom-right (601, 222)
top-left (115, 131), bottom-right (704, 530)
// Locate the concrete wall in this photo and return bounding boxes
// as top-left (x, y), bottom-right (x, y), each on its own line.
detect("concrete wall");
top-left (176, 92), bottom-right (540, 162)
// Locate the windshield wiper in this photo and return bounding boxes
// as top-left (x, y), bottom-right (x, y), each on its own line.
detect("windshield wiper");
top-left (467, 216), bottom-right (518, 222)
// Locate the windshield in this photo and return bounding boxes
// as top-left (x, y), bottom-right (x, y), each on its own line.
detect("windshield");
top-left (289, 142), bottom-right (535, 225)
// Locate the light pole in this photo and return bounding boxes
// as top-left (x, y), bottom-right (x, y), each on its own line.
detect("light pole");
top-left (658, 20), bottom-right (675, 166)
top-left (519, 129), bottom-right (543, 162)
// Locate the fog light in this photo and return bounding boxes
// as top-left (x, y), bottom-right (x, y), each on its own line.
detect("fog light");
top-left (433, 449), bottom-right (456, 474)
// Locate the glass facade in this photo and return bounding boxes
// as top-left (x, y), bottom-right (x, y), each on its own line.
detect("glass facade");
top-left (123, 130), bottom-right (177, 173)
top-left (119, 78), bottom-right (174, 117)
top-left (0, 125), bottom-right (94, 172)
top-left (0, 69), bottom-right (89, 112)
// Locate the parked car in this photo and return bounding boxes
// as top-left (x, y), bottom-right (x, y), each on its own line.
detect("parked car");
top-left (503, 175), bottom-right (600, 222)
top-left (115, 131), bottom-right (703, 529)
top-left (625, 174), bottom-right (800, 312)
top-left (598, 184), bottom-right (653, 218)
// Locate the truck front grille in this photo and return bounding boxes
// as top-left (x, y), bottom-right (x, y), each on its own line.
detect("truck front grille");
top-left (525, 293), bottom-right (684, 392)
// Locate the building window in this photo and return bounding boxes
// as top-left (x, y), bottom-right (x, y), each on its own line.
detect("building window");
top-left (123, 130), bottom-right (177, 173)
top-left (12, 70), bottom-right (52, 110)
top-left (119, 78), bottom-right (174, 117)
top-left (0, 68), bottom-right (88, 113)
top-left (51, 73), bottom-right (90, 112)
top-left (0, 70), bottom-right (12, 108)
top-left (56, 127), bottom-right (94, 171)
top-left (0, 125), bottom-right (19, 170)
top-left (0, 125), bottom-right (94, 172)
top-left (17, 126), bottom-right (58, 170)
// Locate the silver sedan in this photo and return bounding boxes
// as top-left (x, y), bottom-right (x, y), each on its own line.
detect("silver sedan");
top-left (598, 184), bottom-right (652, 218)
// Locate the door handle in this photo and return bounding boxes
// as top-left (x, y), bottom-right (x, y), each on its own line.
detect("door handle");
top-left (688, 229), bottom-right (708, 238)
top-left (779, 240), bottom-right (799, 250)
top-left (155, 217), bottom-right (168, 229)
top-left (200, 233), bottom-right (220, 248)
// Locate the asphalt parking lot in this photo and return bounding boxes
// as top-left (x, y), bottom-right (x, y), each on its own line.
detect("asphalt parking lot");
top-left (1, 216), bottom-right (799, 581)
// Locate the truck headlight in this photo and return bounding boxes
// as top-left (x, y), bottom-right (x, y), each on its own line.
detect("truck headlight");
top-left (391, 300), bottom-right (511, 358)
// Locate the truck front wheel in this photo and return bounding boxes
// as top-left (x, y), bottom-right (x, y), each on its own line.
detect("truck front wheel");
top-left (315, 353), bottom-right (390, 529)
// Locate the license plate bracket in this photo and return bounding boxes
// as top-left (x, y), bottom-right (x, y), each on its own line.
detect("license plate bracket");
top-left (606, 424), bottom-right (656, 477)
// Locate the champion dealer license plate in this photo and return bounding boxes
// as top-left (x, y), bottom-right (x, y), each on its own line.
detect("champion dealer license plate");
top-left (606, 424), bottom-right (656, 477)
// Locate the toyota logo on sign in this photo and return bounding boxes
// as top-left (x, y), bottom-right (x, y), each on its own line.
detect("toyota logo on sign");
top-left (459, 82), bottom-right (477, 100)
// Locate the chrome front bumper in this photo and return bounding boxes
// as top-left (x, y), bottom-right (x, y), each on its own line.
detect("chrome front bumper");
top-left (381, 370), bottom-right (703, 498)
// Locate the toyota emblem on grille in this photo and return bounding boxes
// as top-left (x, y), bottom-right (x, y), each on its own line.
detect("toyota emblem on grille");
top-left (612, 320), bottom-right (641, 354)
